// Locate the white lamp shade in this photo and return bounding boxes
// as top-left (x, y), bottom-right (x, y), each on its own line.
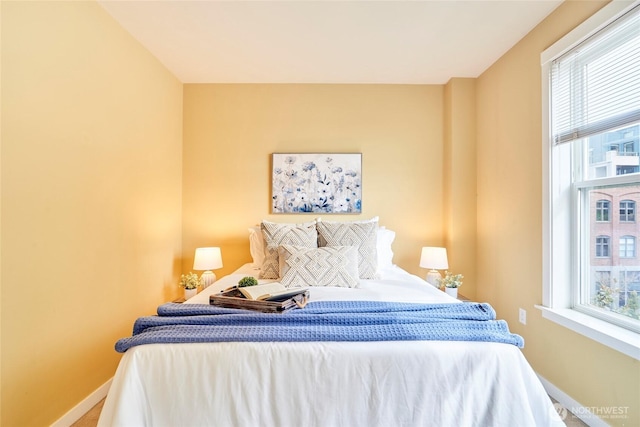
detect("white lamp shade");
top-left (193, 247), bottom-right (223, 270)
top-left (419, 247), bottom-right (449, 270)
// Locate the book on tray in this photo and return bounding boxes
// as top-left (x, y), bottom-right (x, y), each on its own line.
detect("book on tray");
top-left (237, 282), bottom-right (308, 301)
top-left (210, 282), bottom-right (309, 313)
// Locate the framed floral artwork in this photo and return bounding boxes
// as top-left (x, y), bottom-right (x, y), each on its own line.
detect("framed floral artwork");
top-left (272, 153), bottom-right (362, 214)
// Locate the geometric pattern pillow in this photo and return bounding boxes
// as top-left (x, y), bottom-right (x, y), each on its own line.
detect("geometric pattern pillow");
top-left (259, 221), bottom-right (318, 279)
top-left (316, 218), bottom-right (379, 279)
top-left (278, 245), bottom-right (360, 288)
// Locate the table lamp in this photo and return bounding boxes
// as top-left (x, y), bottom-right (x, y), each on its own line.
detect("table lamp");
top-left (419, 247), bottom-right (448, 287)
top-left (193, 247), bottom-right (223, 288)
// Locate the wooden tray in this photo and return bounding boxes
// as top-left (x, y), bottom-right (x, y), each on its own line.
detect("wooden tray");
top-left (209, 288), bottom-right (309, 313)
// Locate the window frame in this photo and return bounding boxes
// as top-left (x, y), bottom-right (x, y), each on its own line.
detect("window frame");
top-left (540, 0), bottom-right (640, 361)
top-left (620, 235), bottom-right (636, 258)
top-left (596, 199), bottom-right (610, 222)
top-left (596, 235), bottom-right (611, 258)
top-left (620, 199), bottom-right (636, 222)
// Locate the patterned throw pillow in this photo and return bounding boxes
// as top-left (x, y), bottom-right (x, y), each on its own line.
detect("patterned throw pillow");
top-left (259, 221), bottom-right (318, 279)
top-left (278, 245), bottom-right (360, 288)
top-left (316, 218), bottom-right (379, 279)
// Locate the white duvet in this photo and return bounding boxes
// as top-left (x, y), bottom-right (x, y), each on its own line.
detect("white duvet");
top-left (99, 265), bottom-right (564, 427)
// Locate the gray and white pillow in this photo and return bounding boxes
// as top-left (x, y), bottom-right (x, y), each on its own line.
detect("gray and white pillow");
top-left (316, 218), bottom-right (379, 279)
top-left (278, 245), bottom-right (359, 288)
top-left (259, 220), bottom-right (317, 279)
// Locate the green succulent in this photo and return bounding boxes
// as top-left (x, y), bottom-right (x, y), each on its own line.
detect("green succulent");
top-left (238, 276), bottom-right (258, 288)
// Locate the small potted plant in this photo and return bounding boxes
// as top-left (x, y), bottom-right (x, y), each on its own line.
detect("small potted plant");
top-left (238, 276), bottom-right (258, 287)
top-left (179, 272), bottom-right (200, 300)
top-left (438, 271), bottom-right (464, 298)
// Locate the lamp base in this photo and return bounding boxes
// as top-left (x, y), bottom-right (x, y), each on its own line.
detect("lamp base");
top-left (425, 270), bottom-right (442, 288)
top-left (200, 271), bottom-right (217, 288)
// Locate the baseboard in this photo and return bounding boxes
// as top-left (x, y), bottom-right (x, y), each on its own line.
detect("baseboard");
top-left (537, 374), bottom-right (608, 427)
top-left (51, 378), bottom-right (112, 427)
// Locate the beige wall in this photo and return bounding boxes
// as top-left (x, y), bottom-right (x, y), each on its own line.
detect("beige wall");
top-left (182, 84), bottom-right (446, 278)
top-left (3, 0), bottom-right (638, 425)
top-left (444, 78), bottom-right (477, 299)
top-left (476, 1), bottom-right (639, 425)
top-left (0, 1), bottom-right (3, 423)
top-left (1, 2), bottom-right (183, 426)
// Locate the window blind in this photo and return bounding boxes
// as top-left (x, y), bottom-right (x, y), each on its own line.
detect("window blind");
top-left (551, 4), bottom-right (640, 145)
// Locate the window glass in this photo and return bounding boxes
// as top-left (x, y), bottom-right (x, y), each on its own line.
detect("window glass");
top-left (544, 0), bottom-right (640, 347)
top-left (595, 235), bottom-right (610, 258)
top-left (620, 236), bottom-right (636, 258)
top-left (620, 200), bottom-right (636, 222)
top-left (596, 200), bottom-right (610, 222)
top-left (587, 127), bottom-right (640, 180)
top-left (583, 127), bottom-right (640, 325)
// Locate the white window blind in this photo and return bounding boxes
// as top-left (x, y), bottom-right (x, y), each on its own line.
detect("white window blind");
top-left (551, 4), bottom-right (640, 145)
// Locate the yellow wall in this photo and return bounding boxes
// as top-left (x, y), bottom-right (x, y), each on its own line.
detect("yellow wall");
top-left (1, 2), bottom-right (183, 426)
top-left (0, 0), bottom-right (4, 423)
top-left (3, 0), bottom-right (638, 425)
top-left (444, 78), bottom-right (477, 299)
top-left (182, 84), bottom-right (445, 278)
top-left (0, 1), bottom-right (3, 423)
top-left (476, 1), bottom-right (639, 425)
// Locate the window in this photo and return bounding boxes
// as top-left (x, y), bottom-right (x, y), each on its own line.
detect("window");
top-left (542, 1), bottom-right (640, 358)
top-left (620, 200), bottom-right (636, 222)
top-left (595, 270), bottom-right (611, 288)
top-left (596, 236), bottom-right (611, 257)
top-left (618, 271), bottom-right (640, 316)
top-left (620, 236), bottom-right (636, 258)
top-left (596, 199), bottom-right (610, 221)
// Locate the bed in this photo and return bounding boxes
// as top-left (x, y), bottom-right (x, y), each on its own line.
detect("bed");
top-left (98, 220), bottom-right (564, 427)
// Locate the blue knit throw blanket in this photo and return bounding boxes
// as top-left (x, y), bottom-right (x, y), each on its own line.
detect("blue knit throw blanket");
top-left (115, 301), bottom-right (524, 353)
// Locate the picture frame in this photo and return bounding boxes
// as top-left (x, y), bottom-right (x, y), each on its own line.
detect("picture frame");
top-left (271, 153), bottom-right (362, 214)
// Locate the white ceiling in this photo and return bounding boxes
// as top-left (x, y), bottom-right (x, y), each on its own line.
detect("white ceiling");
top-left (98, 0), bottom-right (563, 84)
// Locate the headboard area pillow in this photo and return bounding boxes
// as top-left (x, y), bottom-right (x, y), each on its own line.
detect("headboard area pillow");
top-left (278, 245), bottom-right (359, 288)
top-left (259, 220), bottom-right (318, 279)
top-left (377, 226), bottom-right (396, 270)
top-left (248, 226), bottom-right (265, 268)
top-left (316, 217), bottom-right (379, 279)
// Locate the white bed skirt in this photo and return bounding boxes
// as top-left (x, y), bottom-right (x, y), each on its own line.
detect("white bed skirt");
top-left (100, 339), bottom-right (563, 427)
top-left (99, 265), bottom-right (564, 427)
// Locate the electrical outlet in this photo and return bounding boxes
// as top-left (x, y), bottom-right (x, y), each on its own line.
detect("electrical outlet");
top-left (519, 308), bottom-right (527, 325)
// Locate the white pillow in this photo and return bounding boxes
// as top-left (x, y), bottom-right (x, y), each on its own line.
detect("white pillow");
top-left (278, 245), bottom-right (360, 288)
top-left (377, 226), bottom-right (396, 270)
top-left (248, 226), bottom-right (265, 268)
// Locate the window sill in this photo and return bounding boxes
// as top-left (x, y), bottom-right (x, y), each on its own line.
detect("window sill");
top-left (535, 305), bottom-right (640, 361)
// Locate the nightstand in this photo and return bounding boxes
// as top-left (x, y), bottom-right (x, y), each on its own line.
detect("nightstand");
top-left (172, 297), bottom-right (186, 303)
top-left (457, 294), bottom-right (471, 302)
